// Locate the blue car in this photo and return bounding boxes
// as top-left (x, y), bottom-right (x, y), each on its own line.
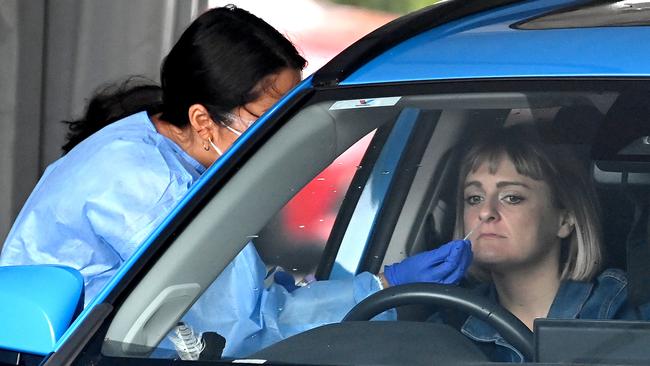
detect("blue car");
top-left (3, 0), bottom-right (650, 364)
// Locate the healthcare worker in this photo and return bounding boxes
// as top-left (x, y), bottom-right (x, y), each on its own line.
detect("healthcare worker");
top-left (0, 5), bottom-right (472, 358)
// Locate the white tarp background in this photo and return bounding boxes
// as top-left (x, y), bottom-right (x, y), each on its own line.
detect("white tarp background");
top-left (0, 0), bottom-right (204, 243)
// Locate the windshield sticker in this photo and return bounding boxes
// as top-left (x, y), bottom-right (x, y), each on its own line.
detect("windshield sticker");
top-left (329, 96), bottom-right (401, 110)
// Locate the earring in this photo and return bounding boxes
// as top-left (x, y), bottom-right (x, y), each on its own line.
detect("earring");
top-left (203, 140), bottom-right (210, 151)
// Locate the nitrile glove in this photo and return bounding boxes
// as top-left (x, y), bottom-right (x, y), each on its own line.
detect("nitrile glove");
top-left (274, 270), bottom-right (299, 292)
top-left (383, 239), bottom-right (472, 286)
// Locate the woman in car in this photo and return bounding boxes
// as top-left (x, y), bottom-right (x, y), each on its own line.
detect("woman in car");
top-left (0, 5), bottom-right (472, 359)
top-left (454, 126), bottom-right (643, 362)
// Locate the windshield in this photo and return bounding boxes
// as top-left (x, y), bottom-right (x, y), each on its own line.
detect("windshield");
top-left (100, 81), bottom-right (650, 365)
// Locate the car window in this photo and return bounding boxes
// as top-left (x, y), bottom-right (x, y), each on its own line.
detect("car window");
top-left (513, 1), bottom-right (650, 29)
top-left (96, 82), bottom-right (650, 365)
top-left (254, 132), bottom-right (374, 283)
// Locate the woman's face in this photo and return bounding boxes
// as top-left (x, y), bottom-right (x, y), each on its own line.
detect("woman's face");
top-left (462, 156), bottom-right (572, 272)
top-left (214, 67), bottom-right (302, 152)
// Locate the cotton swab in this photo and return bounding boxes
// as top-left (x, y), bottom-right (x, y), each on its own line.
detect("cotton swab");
top-left (463, 219), bottom-right (484, 241)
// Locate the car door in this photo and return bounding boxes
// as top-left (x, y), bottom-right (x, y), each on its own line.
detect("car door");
top-left (43, 83), bottom-right (412, 364)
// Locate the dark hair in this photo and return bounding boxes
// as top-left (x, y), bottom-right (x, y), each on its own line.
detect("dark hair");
top-left (61, 77), bottom-right (162, 154)
top-left (159, 5), bottom-right (306, 125)
top-left (62, 5), bottom-right (306, 152)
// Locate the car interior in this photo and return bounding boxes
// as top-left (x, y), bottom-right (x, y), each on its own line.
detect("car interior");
top-left (97, 81), bottom-right (650, 365)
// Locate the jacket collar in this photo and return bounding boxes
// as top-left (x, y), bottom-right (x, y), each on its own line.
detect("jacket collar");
top-left (547, 278), bottom-right (594, 318)
top-left (461, 279), bottom-right (594, 341)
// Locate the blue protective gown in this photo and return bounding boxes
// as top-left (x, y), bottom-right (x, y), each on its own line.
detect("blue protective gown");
top-left (0, 111), bottom-right (390, 357)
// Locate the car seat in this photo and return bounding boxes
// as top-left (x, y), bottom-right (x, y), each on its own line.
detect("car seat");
top-left (591, 89), bottom-right (650, 306)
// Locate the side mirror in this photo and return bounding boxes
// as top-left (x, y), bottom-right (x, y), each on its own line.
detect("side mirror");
top-left (0, 265), bottom-right (84, 355)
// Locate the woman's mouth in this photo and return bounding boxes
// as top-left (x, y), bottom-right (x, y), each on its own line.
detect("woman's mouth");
top-left (478, 233), bottom-right (505, 239)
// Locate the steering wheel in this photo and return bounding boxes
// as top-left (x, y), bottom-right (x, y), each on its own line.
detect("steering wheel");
top-left (343, 282), bottom-right (534, 361)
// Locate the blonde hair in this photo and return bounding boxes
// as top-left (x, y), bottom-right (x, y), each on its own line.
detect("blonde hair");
top-left (453, 127), bottom-right (602, 281)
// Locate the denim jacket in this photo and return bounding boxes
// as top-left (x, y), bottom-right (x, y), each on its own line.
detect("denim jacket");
top-left (461, 268), bottom-right (646, 362)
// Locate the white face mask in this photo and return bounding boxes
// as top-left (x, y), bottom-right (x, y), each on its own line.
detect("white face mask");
top-left (209, 138), bottom-right (223, 156)
top-left (220, 121), bottom-right (243, 137)
top-left (221, 112), bottom-right (256, 136)
top-left (210, 112), bottom-right (256, 157)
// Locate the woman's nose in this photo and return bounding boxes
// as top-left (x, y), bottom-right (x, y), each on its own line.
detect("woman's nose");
top-left (478, 200), bottom-right (499, 222)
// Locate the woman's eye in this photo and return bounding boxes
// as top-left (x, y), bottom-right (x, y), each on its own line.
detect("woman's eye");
top-left (502, 195), bottom-right (524, 204)
top-left (465, 195), bottom-right (483, 205)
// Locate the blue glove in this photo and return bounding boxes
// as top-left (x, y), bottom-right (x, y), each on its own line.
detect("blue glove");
top-left (383, 239), bottom-right (472, 286)
top-left (273, 270), bottom-right (299, 292)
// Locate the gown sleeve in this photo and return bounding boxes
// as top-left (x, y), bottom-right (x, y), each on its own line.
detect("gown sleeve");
top-left (176, 243), bottom-right (395, 358)
top-left (0, 137), bottom-right (195, 306)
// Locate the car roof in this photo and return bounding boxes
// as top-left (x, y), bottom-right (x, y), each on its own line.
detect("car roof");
top-left (313, 0), bottom-right (650, 86)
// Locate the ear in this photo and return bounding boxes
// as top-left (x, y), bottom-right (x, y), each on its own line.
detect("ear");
top-left (557, 210), bottom-right (576, 239)
top-left (187, 104), bottom-right (216, 140)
